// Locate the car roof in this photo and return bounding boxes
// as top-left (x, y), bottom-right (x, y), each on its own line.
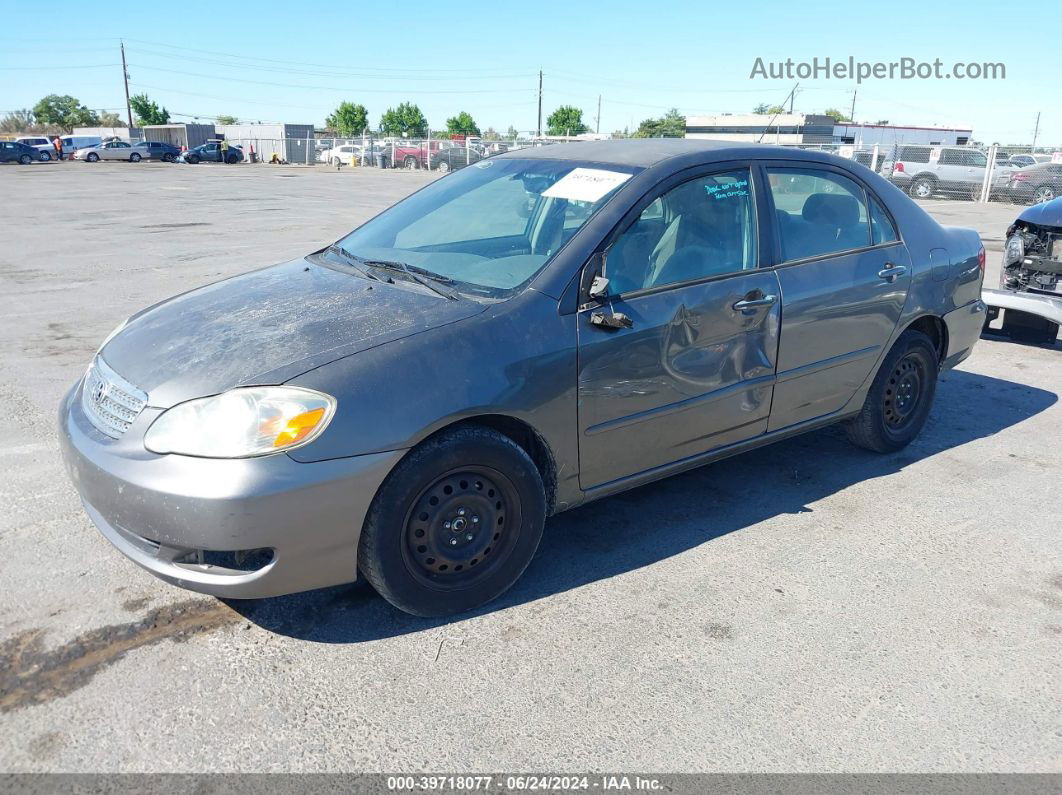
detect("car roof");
top-left (495, 138), bottom-right (849, 169)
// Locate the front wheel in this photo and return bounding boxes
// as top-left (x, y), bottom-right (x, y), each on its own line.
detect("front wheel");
top-left (130, 152), bottom-right (141, 162)
top-left (358, 427), bottom-right (546, 617)
top-left (436, 160), bottom-right (450, 174)
top-left (1032, 185), bottom-right (1056, 205)
top-left (86, 152), bottom-right (99, 162)
top-left (845, 329), bottom-right (939, 453)
top-left (403, 155), bottom-right (419, 170)
top-left (226, 154), bottom-right (239, 164)
top-left (187, 154), bottom-right (200, 164)
top-left (909, 176), bottom-right (935, 199)
top-left (162, 152), bottom-right (175, 162)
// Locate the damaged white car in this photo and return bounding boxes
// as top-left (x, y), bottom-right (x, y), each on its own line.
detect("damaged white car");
top-left (983, 197), bottom-right (1062, 344)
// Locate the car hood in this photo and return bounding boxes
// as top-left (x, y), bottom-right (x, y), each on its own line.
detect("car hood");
top-left (1016, 196), bottom-right (1062, 228)
top-left (100, 257), bottom-right (486, 408)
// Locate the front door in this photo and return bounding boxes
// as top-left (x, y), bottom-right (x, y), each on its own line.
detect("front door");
top-left (577, 167), bottom-right (781, 490)
top-left (763, 165), bottom-right (912, 431)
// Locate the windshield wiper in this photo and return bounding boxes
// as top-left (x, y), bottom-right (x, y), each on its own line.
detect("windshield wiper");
top-left (323, 244), bottom-right (385, 282)
top-left (360, 258), bottom-right (460, 301)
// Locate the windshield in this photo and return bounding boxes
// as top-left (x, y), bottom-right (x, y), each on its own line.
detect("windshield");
top-left (335, 158), bottom-right (639, 296)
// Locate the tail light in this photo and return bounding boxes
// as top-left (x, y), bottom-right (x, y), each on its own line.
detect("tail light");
top-left (894, 162), bottom-right (905, 173)
top-left (1012, 172), bottom-right (1029, 183)
top-left (978, 245), bottom-right (986, 276)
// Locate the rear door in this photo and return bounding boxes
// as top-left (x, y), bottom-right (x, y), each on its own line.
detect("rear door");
top-left (763, 164), bottom-right (911, 430)
top-left (576, 166), bottom-right (781, 489)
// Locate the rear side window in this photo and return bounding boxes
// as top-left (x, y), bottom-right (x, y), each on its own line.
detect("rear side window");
top-left (869, 195), bottom-right (899, 244)
top-left (767, 168), bottom-right (871, 261)
top-left (898, 147), bottom-right (931, 164)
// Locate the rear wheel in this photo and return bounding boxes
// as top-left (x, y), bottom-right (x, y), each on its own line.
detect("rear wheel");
top-left (130, 152), bottom-right (141, 162)
top-left (436, 159), bottom-right (450, 174)
top-left (846, 329), bottom-right (939, 453)
top-left (358, 426), bottom-right (546, 617)
top-left (39, 151), bottom-right (51, 161)
top-left (909, 176), bottom-right (935, 199)
top-left (403, 155), bottom-right (419, 170)
top-left (1032, 185), bottom-right (1056, 205)
top-left (226, 154), bottom-right (239, 164)
top-left (86, 152), bottom-right (99, 162)
top-left (162, 152), bottom-right (174, 163)
top-left (18, 154), bottom-right (32, 165)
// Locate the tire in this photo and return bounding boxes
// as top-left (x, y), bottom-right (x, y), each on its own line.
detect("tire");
top-left (162, 153), bottom-right (174, 163)
top-left (909, 176), bottom-right (935, 199)
top-left (39, 151), bottom-right (51, 161)
top-left (845, 329), bottom-right (939, 453)
top-left (358, 426), bottom-right (546, 617)
top-left (403, 155), bottom-right (419, 170)
top-left (130, 152), bottom-right (141, 162)
top-left (436, 159), bottom-right (450, 174)
top-left (1032, 185), bottom-right (1056, 205)
top-left (226, 154), bottom-right (239, 164)
top-left (86, 152), bottom-right (99, 162)
top-left (330, 157), bottom-right (340, 166)
top-left (18, 154), bottom-right (32, 165)
top-left (187, 154), bottom-right (200, 164)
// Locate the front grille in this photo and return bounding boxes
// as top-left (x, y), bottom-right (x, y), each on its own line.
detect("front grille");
top-left (81, 357), bottom-right (148, 438)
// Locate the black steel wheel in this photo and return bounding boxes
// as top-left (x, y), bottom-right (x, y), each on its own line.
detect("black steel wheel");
top-left (359, 426), bottom-right (546, 616)
top-left (846, 329), bottom-right (938, 453)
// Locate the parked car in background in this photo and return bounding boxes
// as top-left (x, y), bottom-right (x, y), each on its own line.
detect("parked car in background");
top-left (131, 140), bottom-right (182, 162)
top-left (0, 140), bottom-right (42, 164)
top-left (322, 144), bottom-right (362, 166)
top-left (59, 140), bottom-right (986, 616)
top-left (394, 140), bottom-right (454, 170)
top-left (983, 196), bottom-right (1062, 343)
top-left (995, 163), bottom-right (1062, 205)
top-left (180, 142), bottom-right (244, 164)
top-left (882, 145), bottom-right (991, 199)
top-left (430, 145), bottom-right (483, 173)
top-left (1008, 154), bottom-right (1051, 169)
top-left (15, 136), bottom-right (55, 157)
top-left (75, 140), bottom-right (152, 162)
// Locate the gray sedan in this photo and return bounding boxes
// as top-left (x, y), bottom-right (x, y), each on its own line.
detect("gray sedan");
top-left (59, 140), bottom-right (987, 616)
top-left (76, 140), bottom-right (143, 162)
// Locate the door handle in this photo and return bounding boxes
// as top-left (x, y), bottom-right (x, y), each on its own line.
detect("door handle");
top-left (877, 264), bottom-right (908, 282)
top-left (732, 294), bottom-right (777, 313)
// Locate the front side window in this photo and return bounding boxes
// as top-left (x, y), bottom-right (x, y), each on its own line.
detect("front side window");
top-left (337, 159), bottom-right (638, 295)
top-left (604, 169), bottom-right (757, 295)
top-left (767, 168), bottom-right (870, 261)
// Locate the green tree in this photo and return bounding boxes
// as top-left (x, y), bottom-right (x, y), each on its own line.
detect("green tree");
top-left (129, 93), bottom-right (170, 126)
top-left (216, 114), bottom-right (239, 125)
top-left (0, 109), bottom-right (36, 133)
top-left (632, 108), bottom-right (686, 138)
top-left (379, 102), bottom-right (427, 137)
top-left (96, 111), bottom-right (124, 127)
top-left (32, 95), bottom-right (98, 131)
top-left (546, 105), bottom-right (588, 136)
top-left (325, 102), bottom-right (369, 136)
top-left (445, 111), bottom-right (480, 137)
top-left (822, 107), bottom-right (851, 123)
top-left (506, 125), bottom-right (518, 139)
top-left (753, 103), bottom-right (786, 115)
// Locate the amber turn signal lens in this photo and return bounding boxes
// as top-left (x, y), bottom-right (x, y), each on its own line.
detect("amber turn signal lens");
top-left (273, 407), bottom-right (327, 448)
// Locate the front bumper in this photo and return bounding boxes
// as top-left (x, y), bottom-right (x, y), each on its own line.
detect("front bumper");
top-left (58, 382), bottom-right (404, 598)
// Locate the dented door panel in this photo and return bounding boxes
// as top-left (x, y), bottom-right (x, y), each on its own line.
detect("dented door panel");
top-left (576, 271), bottom-right (781, 489)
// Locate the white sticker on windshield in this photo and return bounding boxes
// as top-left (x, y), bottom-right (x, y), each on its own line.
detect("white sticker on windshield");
top-left (541, 168), bottom-right (632, 203)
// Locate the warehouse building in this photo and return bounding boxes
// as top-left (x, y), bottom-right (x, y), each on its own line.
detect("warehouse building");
top-left (685, 113), bottom-right (972, 147)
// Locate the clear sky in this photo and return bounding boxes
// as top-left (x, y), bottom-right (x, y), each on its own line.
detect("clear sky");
top-left (1, 0), bottom-right (1057, 145)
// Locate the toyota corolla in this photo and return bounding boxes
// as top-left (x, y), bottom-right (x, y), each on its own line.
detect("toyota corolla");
top-left (59, 140), bottom-right (987, 616)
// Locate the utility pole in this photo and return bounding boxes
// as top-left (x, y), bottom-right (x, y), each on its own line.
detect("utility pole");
top-left (120, 40), bottom-right (133, 131)
top-left (536, 70), bottom-right (543, 137)
top-left (1032, 111), bottom-right (1041, 149)
top-left (788, 87), bottom-right (796, 113)
top-left (849, 89), bottom-right (857, 124)
top-left (596, 94), bottom-right (601, 135)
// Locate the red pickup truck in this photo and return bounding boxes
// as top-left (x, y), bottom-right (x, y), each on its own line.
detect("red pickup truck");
top-left (392, 140), bottom-right (456, 170)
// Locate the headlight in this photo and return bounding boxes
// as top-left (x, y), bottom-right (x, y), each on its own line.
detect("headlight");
top-left (144, 386), bottom-right (336, 458)
top-left (1003, 233), bottom-right (1025, 267)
